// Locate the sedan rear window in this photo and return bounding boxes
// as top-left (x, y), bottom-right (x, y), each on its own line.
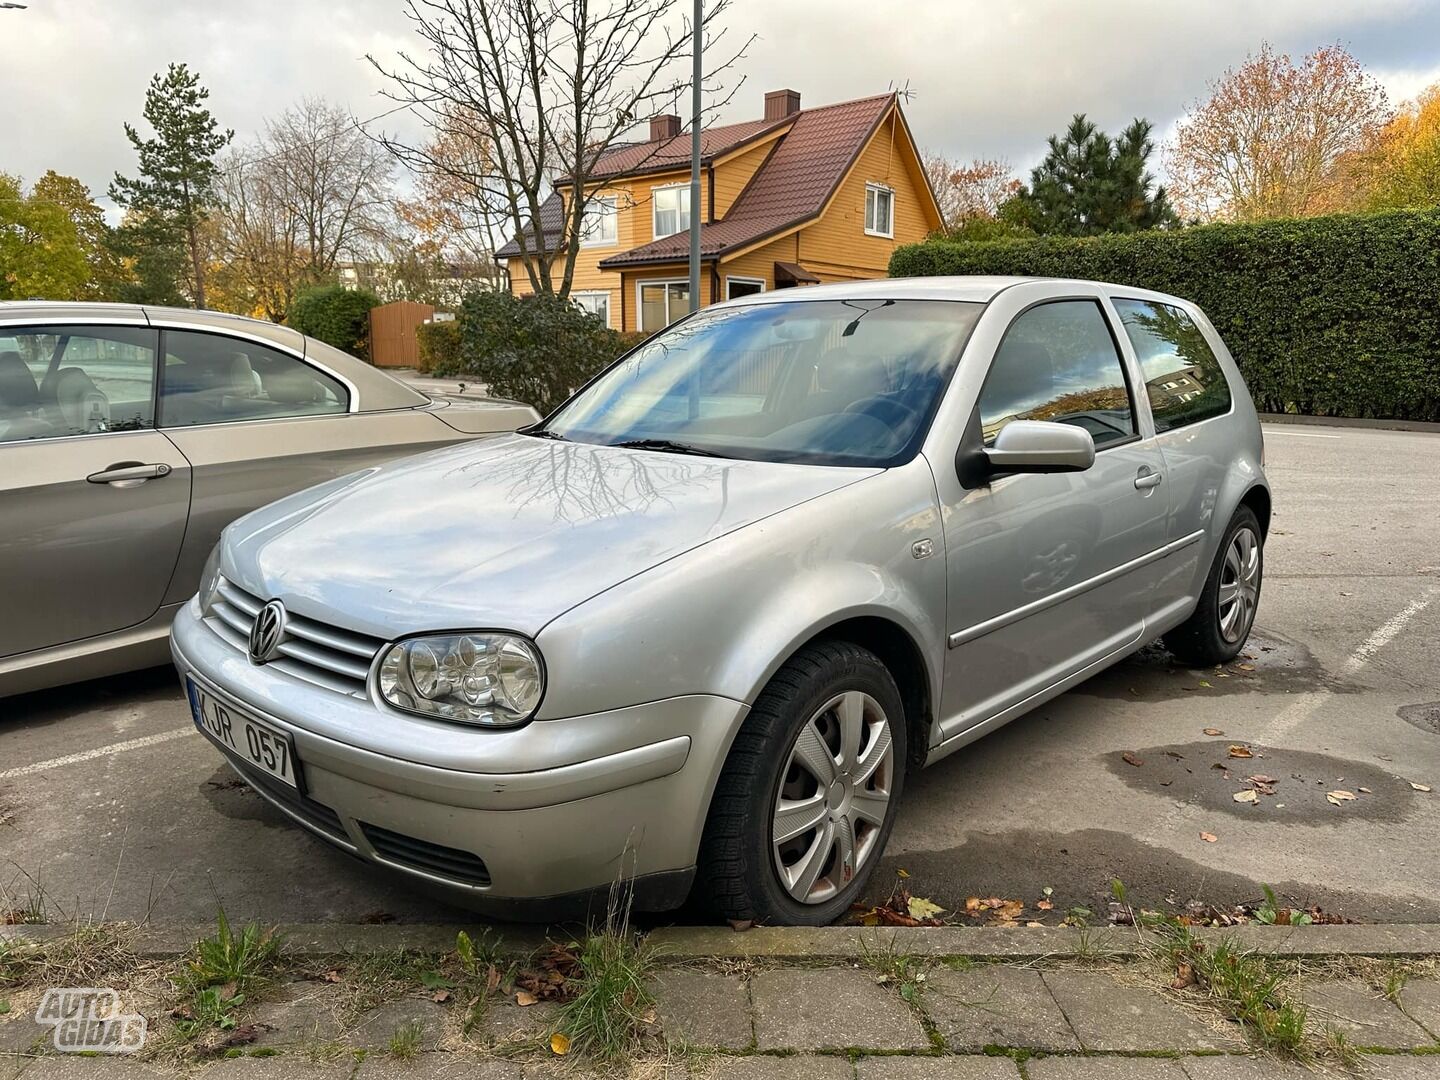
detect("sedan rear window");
top-left (542, 299), bottom-right (984, 467)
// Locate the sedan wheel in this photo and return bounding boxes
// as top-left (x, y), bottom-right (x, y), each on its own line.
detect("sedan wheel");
top-left (1163, 504), bottom-right (1264, 667)
top-left (772, 690), bottom-right (895, 905)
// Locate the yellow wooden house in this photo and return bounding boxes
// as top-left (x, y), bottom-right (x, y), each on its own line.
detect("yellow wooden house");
top-left (495, 89), bottom-right (942, 333)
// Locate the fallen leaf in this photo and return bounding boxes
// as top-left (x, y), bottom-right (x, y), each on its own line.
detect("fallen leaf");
top-left (1412, 783), bottom-right (1432, 792)
top-left (1025, 921), bottom-right (1044, 927)
top-left (1228, 745), bottom-right (1254, 759)
top-left (1238, 663), bottom-right (1255, 672)
top-left (897, 868), bottom-right (910, 879)
top-left (1199, 831), bottom-right (1218, 843)
top-left (965, 896), bottom-right (981, 912)
top-left (1357, 787), bottom-right (1372, 794)
top-left (550, 1032), bottom-right (570, 1055)
top-left (213, 1024), bottom-right (262, 1050)
top-left (1203, 728), bottom-right (1224, 736)
top-left (728, 919), bottom-right (753, 932)
top-left (321, 969), bottom-right (342, 984)
top-left (485, 965), bottom-right (501, 994)
top-left (431, 990), bottom-right (450, 1003)
top-left (908, 896), bottom-right (945, 921)
top-left (1122, 752), bottom-right (1144, 767)
top-left (1248, 774), bottom-right (1277, 785)
top-left (1198, 680), bottom-right (1213, 688)
top-left (1036, 899), bottom-right (1054, 910)
top-left (1326, 790), bottom-right (1357, 806)
top-left (1171, 962), bottom-right (1196, 989)
top-left (1233, 790), bottom-right (1259, 804)
top-left (515, 991), bottom-right (538, 1007)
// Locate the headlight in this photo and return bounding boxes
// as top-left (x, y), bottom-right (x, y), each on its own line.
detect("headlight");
top-left (377, 633), bottom-right (544, 727)
top-left (197, 544), bottom-right (222, 613)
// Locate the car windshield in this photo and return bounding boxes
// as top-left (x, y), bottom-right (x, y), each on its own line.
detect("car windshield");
top-left (540, 298), bottom-right (984, 466)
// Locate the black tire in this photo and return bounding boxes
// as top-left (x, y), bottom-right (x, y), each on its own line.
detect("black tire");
top-left (1164, 505), bottom-right (1263, 667)
top-left (697, 640), bottom-right (907, 926)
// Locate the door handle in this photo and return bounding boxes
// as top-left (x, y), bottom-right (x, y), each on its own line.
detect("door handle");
top-left (87, 462), bottom-right (173, 487)
top-left (1134, 466), bottom-right (1163, 490)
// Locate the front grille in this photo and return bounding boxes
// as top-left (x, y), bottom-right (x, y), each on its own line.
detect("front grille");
top-left (230, 759), bottom-right (349, 844)
top-left (360, 822), bottom-right (492, 886)
top-left (206, 579), bottom-right (384, 697)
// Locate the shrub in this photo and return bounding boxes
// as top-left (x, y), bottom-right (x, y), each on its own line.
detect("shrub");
top-left (441, 289), bottom-right (633, 415)
top-left (889, 208), bottom-right (1440, 421)
top-left (289, 284), bottom-right (380, 360)
top-left (415, 319), bottom-right (461, 373)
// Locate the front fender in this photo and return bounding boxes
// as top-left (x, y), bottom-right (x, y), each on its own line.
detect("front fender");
top-left (534, 458), bottom-right (946, 722)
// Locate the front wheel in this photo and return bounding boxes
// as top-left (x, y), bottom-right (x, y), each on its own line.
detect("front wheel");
top-left (1164, 505), bottom-right (1263, 667)
top-left (697, 641), bottom-right (907, 926)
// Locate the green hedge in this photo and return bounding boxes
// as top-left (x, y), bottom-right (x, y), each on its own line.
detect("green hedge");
top-left (415, 319), bottom-right (461, 373)
top-left (289, 284), bottom-right (380, 360)
top-left (436, 289), bottom-right (635, 415)
top-left (890, 209), bottom-right (1440, 421)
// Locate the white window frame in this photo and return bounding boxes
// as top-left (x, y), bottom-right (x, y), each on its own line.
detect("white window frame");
top-left (579, 195), bottom-right (618, 248)
top-left (651, 183), bottom-right (691, 240)
top-left (726, 276), bottom-right (766, 300)
top-left (636, 278), bottom-right (694, 332)
top-left (570, 290), bottom-right (612, 328)
top-left (864, 182), bottom-right (895, 239)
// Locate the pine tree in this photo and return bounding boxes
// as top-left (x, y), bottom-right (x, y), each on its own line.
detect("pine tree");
top-left (110, 63), bottom-right (232, 308)
top-left (1006, 114), bottom-right (1177, 235)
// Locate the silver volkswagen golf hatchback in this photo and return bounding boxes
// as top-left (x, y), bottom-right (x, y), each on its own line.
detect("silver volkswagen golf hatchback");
top-left (172, 277), bottom-right (1270, 925)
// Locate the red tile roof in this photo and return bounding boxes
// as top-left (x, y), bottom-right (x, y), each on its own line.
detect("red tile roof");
top-left (497, 92), bottom-right (899, 266)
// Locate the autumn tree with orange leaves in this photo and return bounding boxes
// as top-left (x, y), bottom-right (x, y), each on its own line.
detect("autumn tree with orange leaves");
top-left (1363, 83), bottom-right (1440, 210)
top-left (1165, 44), bottom-right (1390, 221)
top-left (923, 155), bottom-right (1019, 227)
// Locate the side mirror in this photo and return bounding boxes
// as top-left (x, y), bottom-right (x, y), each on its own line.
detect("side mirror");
top-left (983, 420), bottom-right (1095, 475)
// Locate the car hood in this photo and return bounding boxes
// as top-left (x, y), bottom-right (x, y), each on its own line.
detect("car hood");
top-left (225, 434), bottom-right (877, 640)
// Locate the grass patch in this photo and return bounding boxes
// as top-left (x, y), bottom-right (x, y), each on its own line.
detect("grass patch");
top-left (0, 924), bottom-right (133, 991)
top-left (553, 889), bottom-right (658, 1063)
top-left (859, 936), bottom-right (929, 1006)
top-left (388, 1020), bottom-right (425, 1059)
top-left (1155, 923), bottom-right (1308, 1055)
top-left (171, 909), bottom-right (285, 1048)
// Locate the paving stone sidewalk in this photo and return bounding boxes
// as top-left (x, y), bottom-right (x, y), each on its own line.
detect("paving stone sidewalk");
top-left (4, 962), bottom-right (1440, 1078)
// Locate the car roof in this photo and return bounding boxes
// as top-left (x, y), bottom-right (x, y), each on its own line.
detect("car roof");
top-left (715, 275), bottom-right (1191, 309)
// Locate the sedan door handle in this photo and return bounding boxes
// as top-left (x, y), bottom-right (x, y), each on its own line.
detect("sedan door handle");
top-left (1134, 466), bottom-right (1163, 490)
top-left (87, 462), bottom-right (173, 487)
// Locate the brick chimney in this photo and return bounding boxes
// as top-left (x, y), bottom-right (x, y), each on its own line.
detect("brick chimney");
top-left (650, 114), bottom-right (681, 141)
top-left (764, 89), bottom-right (801, 122)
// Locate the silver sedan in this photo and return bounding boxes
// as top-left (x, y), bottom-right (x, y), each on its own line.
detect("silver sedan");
top-left (0, 302), bottom-right (536, 697)
top-left (171, 277), bottom-right (1269, 925)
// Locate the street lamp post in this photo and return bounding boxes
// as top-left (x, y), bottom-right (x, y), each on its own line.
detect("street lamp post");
top-left (688, 0), bottom-right (701, 318)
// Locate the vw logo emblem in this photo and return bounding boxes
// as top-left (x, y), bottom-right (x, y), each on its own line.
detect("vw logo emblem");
top-left (248, 600), bottom-right (287, 664)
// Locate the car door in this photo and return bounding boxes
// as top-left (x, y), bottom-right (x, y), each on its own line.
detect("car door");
top-left (152, 325), bottom-right (444, 605)
top-left (0, 322), bottom-right (192, 657)
top-left (932, 294), bottom-right (1170, 741)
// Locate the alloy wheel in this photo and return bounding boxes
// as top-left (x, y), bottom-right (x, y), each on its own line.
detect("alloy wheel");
top-left (771, 690), bottom-right (895, 905)
top-left (1218, 525), bottom-right (1261, 643)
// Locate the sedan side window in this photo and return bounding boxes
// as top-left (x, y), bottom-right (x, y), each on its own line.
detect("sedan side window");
top-left (978, 300), bottom-right (1136, 448)
top-left (1113, 299), bottom-right (1233, 432)
top-left (159, 330), bottom-right (348, 427)
top-left (0, 326), bottom-right (157, 443)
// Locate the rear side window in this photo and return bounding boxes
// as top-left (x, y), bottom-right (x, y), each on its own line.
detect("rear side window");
top-left (159, 330), bottom-right (347, 428)
top-left (0, 325), bottom-right (156, 443)
top-left (1113, 299), bottom-right (1232, 432)
top-left (979, 299), bottom-right (1137, 448)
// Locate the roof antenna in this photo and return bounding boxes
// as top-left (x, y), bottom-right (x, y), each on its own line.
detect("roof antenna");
top-left (887, 79), bottom-right (916, 103)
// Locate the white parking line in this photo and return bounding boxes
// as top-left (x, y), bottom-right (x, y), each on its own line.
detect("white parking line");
top-left (1260, 429), bottom-right (1343, 439)
top-left (1262, 587), bottom-right (1439, 741)
top-left (0, 726), bottom-right (196, 781)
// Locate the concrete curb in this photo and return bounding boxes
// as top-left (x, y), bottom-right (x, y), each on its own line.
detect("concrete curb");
top-left (5, 921), bottom-right (1440, 960)
top-left (1259, 411), bottom-right (1440, 433)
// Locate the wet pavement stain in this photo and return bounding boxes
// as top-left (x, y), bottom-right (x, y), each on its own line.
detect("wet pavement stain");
top-left (869, 827), bottom-right (1440, 924)
top-left (1105, 741), bottom-right (1416, 824)
top-left (1399, 701), bottom-right (1440, 735)
top-left (199, 765), bottom-right (292, 827)
top-left (1076, 628), bottom-right (1356, 702)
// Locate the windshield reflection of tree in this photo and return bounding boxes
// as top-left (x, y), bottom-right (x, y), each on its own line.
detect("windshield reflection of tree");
top-left (1126, 305), bottom-right (1230, 426)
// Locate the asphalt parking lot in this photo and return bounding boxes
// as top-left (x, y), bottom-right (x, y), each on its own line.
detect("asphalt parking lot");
top-left (1, 422), bottom-right (1437, 927)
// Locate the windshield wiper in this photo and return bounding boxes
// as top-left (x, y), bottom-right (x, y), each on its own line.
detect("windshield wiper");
top-left (613, 438), bottom-right (723, 458)
top-left (520, 426), bottom-right (568, 441)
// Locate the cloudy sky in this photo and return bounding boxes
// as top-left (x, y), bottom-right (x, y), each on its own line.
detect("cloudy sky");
top-left (4, 0), bottom-right (1440, 213)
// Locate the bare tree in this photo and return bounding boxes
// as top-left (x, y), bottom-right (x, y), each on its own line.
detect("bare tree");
top-left (368, 0), bottom-right (749, 299)
top-left (212, 150), bottom-right (305, 321)
top-left (1165, 43), bottom-right (1390, 221)
top-left (923, 154), bottom-right (1018, 227)
top-left (261, 98), bottom-right (395, 279)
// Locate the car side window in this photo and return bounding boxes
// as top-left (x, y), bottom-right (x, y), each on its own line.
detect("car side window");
top-left (159, 330), bottom-right (347, 427)
top-left (978, 300), bottom-right (1136, 448)
top-left (0, 325), bottom-right (157, 443)
top-left (1113, 299), bottom-right (1233, 432)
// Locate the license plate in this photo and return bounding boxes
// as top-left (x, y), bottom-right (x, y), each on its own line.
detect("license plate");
top-left (187, 677), bottom-right (301, 791)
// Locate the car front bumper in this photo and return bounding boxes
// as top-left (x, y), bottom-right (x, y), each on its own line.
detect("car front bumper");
top-left (170, 599), bottom-right (746, 915)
